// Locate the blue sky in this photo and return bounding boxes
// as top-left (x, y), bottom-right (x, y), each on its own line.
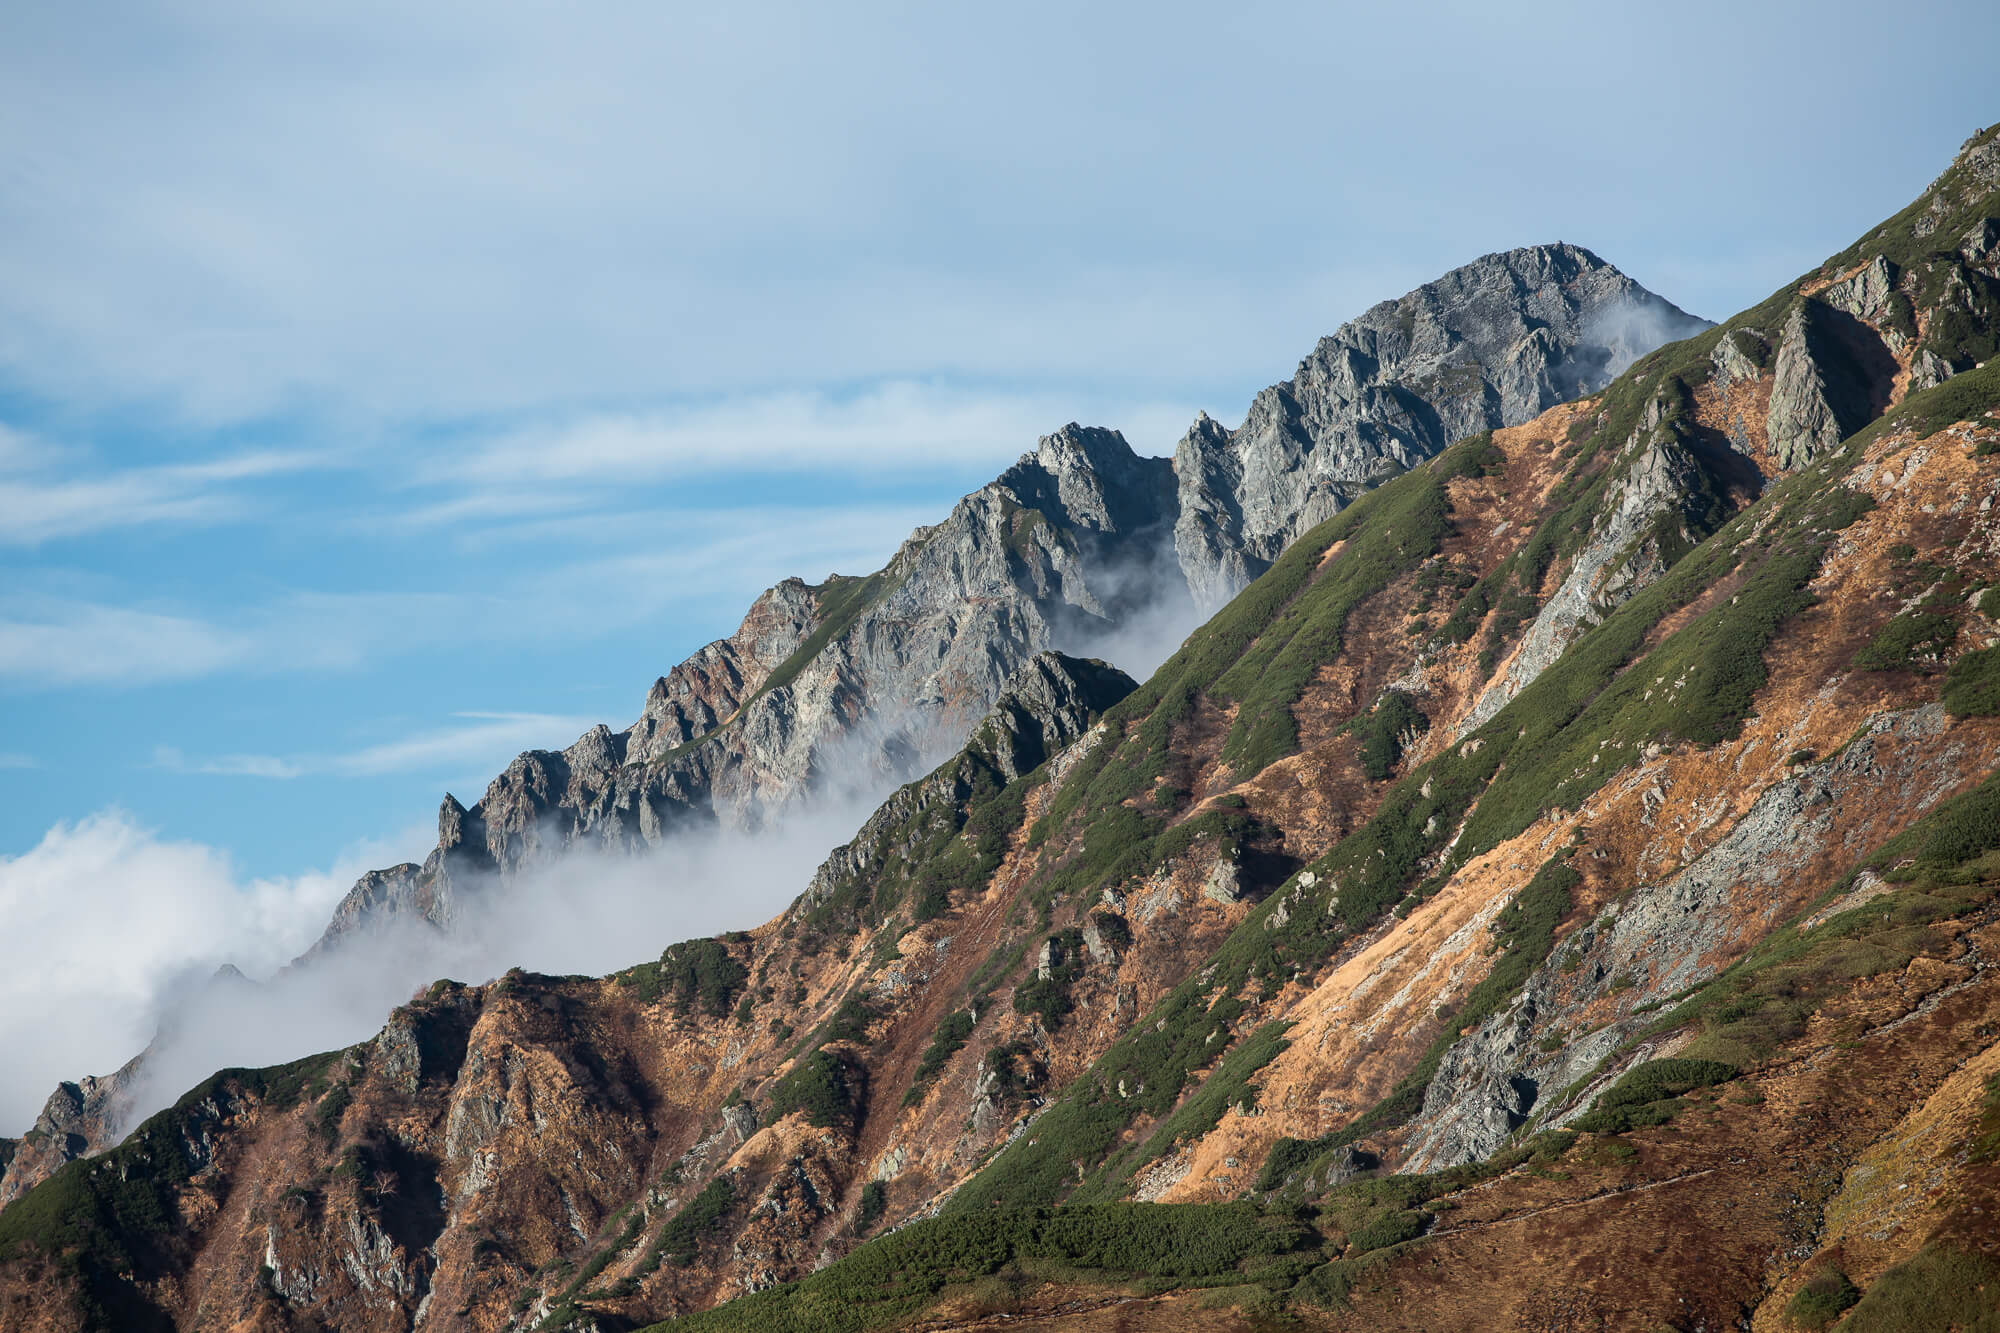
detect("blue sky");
top-left (0, 0), bottom-right (1995, 1050)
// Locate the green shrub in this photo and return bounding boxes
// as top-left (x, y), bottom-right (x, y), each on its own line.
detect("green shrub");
top-left (652, 1203), bottom-right (1313, 1333)
top-left (1087, 911), bottom-right (1132, 953)
top-left (1343, 1208), bottom-right (1428, 1256)
top-left (1943, 645), bottom-right (2000, 716)
top-left (1012, 929), bottom-right (1087, 1030)
top-left (822, 991), bottom-right (882, 1047)
top-left (1853, 611), bottom-right (1958, 671)
top-left (1353, 691), bottom-right (1430, 782)
top-left (767, 1050), bottom-right (867, 1130)
top-left (855, 1181), bottom-right (888, 1234)
top-left (1840, 1242), bottom-right (2000, 1332)
top-left (654, 939), bottom-right (750, 1018)
top-left (904, 1011), bottom-right (977, 1106)
top-left (1569, 1058), bottom-right (1736, 1134)
top-left (651, 1176), bottom-right (734, 1268)
top-left (1786, 1265), bottom-right (1860, 1328)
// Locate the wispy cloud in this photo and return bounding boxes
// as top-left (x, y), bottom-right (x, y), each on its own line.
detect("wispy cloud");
top-left (1, 497), bottom-right (938, 689)
top-left (324, 711), bottom-right (601, 777)
top-left (0, 601), bottom-right (252, 686)
top-left (0, 753), bottom-right (37, 769)
top-left (0, 809), bottom-right (431, 1129)
top-left (447, 382), bottom-right (1191, 487)
top-left (0, 435), bottom-right (333, 546)
top-left (153, 711), bottom-right (602, 782)
top-left (151, 748), bottom-right (305, 780)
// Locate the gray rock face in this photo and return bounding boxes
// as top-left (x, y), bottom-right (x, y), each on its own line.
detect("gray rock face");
top-left (1765, 298), bottom-right (1891, 470)
top-left (976, 652), bottom-right (1141, 784)
top-left (1820, 254), bottom-right (1898, 326)
top-left (311, 428), bottom-right (1173, 948)
top-left (1403, 704), bottom-right (1973, 1171)
top-left (1963, 217), bottom-right (2000, 267)
top-left (1172, 243), bottom-right (1711, 609)
top-left (799, 651), bottom-right (1136, 916)
top-left (0, 1069), bottom-right (145, 1209)
top-left (1457, 384), bottom-right (1737, 735)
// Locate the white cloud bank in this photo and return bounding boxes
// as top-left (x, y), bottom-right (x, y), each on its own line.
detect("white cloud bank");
top-left (0, 810), bottom-right (416, 1130)
top-left (0, 791), bottom-right (884, 1139)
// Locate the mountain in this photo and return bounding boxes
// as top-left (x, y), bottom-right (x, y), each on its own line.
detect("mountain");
top-left (2, 239), bottom-right (1710, 1211)
top-left (296, 245), bottom-right (1704, 945)
top-left (3, 124), bottom-right (1997, 1332)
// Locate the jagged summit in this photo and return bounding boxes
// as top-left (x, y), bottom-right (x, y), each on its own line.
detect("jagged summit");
top-left (300, 247), bottom-right (1700, 949)
top-left (1172, 242), bottom-right (1712, 608)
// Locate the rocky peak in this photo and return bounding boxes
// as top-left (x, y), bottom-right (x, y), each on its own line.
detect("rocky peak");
top-left (976, 651), bottom-right (1137, 783)
top-left (290, 248), bottom-right (1703, 946)
top-left (1004, 423), bottom-right (1177, 540)
top-left (1172, 243), bottom-right (1711, 609)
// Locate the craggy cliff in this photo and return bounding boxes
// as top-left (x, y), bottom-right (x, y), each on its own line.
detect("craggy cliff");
top-left (3, 126), bottom-right (1999, 1333)
top-left (308, 244), bottom-right (1706, 947)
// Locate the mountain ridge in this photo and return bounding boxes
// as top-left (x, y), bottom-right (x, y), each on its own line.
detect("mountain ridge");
top-left (4, 122), bottom-right (1998, 1331)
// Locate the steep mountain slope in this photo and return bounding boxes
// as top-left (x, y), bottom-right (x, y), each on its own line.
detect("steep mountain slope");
top-left (0, 244), bottom-right (1700, 1208)
top-left (0, 126), bottom-right (1994, 1333)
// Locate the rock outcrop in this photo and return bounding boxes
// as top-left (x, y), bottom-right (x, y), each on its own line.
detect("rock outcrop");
top-left (1765, 296), bottom-right (1889, 468)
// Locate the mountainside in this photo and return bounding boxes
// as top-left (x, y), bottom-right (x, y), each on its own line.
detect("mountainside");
top-left (0, 242), bottom-right (1703, 1207)
top-left (2, 126), bottom-right (1997, 1333)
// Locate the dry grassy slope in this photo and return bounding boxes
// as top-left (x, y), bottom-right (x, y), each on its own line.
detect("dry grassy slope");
top-left (1165, 412), bottom-right (2000, 1203)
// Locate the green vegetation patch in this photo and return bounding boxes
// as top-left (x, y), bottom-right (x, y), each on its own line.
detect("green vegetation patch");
top-left (1787, 1265), bottom-right (1861, 1329)
top-left (1846, 357), bottom-right (2000, 454)
top-left (903, 1009), bottom-right (977, 1107)
top-left (650, 1203), bottom-right (1313, 1333)
top-left (1841, 1242), bottom-right (2000, 1332)
top-left (766, 1049), bottom-right (867, 1130)
top-left (1568, 1058), bottom-right (1736, 1134)
top-left (1853, 610), bottom-right (1958, 671)
top-left (656, 939), bottom-right (750, 1018)
top-left (1353, 690), bottom-right (1429, 782)
top-left (1012, 929), bottom-right (1086, 1030)
top-left (652, 1175), bottom-right (735, 1269)
top-left (1943, 645), bottom-right (2000, 717)
top-left (854, 1181), bottom-right (888, 1235)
